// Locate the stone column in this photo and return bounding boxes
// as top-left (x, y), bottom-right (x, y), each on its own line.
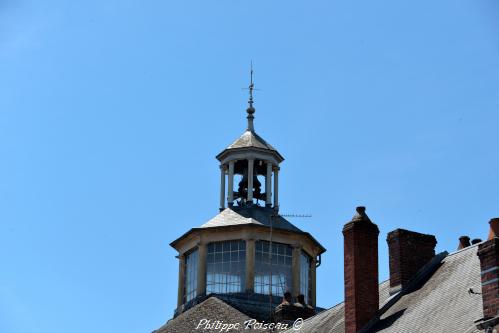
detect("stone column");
top-left (245, 238), bottom-right (256, 293)
top-left (177, 254), bottom-right (186, 307)
top-left (310, 257), bottom-right (317, 307)
top-left (219, 165), bottom-right (226, 211)
top-left (292, 244), bottom-right (301, 297)
top-left (247, 159), bottom-right (254, 203)
top-left (266, 162), bottom-right (272, 206)
top-left (228, 161), bottom-right (235, 206)
top-left (273, 167), bottom-right (279, 209)
top-left (197, 242), bottom-right (207, 297)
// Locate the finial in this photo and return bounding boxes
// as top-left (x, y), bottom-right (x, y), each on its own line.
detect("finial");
top-left (248, 62), bottom-right (254, 108)
top-left (350, 206), bottom-right (372, 223)
top-left (246, 61), bottom-right (255, 132)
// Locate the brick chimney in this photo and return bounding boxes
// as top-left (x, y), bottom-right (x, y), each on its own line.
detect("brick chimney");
top-left (477, 219), bottom-right (499, 321)
top-left (386, 229), bottom-right (437, 294)
top-left (458, 236), bottom-right (471, 250)
top-left (488, 218), bottom-right (499, 240)
top-left (343, 206), bottom-right (379, 333)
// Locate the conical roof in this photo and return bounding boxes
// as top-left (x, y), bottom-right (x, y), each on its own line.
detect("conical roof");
top-left (216, 129), bottom-right (284, 162)
top-left (227, 130), bottom-right (277, 151)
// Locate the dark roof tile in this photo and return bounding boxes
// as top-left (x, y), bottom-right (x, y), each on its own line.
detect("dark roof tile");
top-left (155, 297), bottom-right (258, 333)
top-left (283, 245), bottom-right (483, 333)
top-left (201, 206), bottom-right (302, 233)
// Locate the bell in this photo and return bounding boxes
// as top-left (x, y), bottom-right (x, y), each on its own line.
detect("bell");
top-left (236, 168), bottom-right (263, 203)
top-left (237, 169), bottom-right (249, 200)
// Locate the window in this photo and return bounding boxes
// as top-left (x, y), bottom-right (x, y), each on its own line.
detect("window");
top-left (254, 241), bottom-right (292, 297)
top-left (206, 240), bottom-right (246, 294)
top-left (184, 248), bottom-right (198, 303)
top-left (300, 251), bottom-right (312, 304)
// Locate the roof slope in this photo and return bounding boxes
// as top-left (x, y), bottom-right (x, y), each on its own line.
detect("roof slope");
top-left (371, 245), bottom-right (482, 333)
top-left (154, 297), bottom-right (258, 333)
top-left (284, 245), bottom-right (483, 333)
top-left (201, 206), bottom-right (303, 233)
top-left (226, 130), bottom-right (277, 151)
top-left (170, 206), bottom-right (326, 253)
top-left (280, 280), bottom-right (392, 333)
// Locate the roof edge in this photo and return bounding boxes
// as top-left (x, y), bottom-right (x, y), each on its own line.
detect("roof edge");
top-left (170, 224), bottom-right (326, 254)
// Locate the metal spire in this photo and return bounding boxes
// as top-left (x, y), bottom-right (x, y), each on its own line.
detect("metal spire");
top-left (246, 62), bottom-right (256, 132)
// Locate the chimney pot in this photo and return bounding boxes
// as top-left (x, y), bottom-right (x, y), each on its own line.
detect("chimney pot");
top-left (356, 206), bottom-right (366, 214)
top-left (471, 238), bottom-right (482, 245)
top-left (488, 218), bottom-right (499, 240)
top-left (458, 236), bottom-right (471, 250)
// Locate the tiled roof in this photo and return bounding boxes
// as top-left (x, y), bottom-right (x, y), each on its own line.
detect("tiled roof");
top-left (155, 245), bottom-right (483, 333)
top-left (170, 206), bottom-right (325, 253)
top-left (154, 297), bottom-right (258, 333)
top-left (200, 206), bottom-right (302, 233)
top-left (216, 130), bottom-right (284, 162)
top-left (370, 245), bottom-right (483, 333)
top-left (283, 244), bottom-right (484, 333)
top-left (226, 130), bottom-right (277, 151)
top-left (279, 280), bottom-right (392, 333)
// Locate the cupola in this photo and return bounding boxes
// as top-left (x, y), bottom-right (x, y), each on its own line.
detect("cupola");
top-left (170, 69), bottom-right (326, 320)
top-left (216, 70), bottom-right (283, 211)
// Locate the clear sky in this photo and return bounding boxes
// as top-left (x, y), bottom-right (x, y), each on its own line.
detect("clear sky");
top-left (1, 1), bottom-right (498, 332)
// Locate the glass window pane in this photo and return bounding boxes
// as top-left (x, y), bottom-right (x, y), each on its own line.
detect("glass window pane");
top-left (184, 248), bottom-right (199, 303)
top-left (254, 240), bottom-right (292, 297)
top-left (300, 251), bottom-right (311, 304)
top-left (206, 240), bottom-right (246, 295)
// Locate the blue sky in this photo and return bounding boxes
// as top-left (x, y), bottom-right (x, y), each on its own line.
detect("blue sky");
top-left (0, 1), bottom-right (498, 332)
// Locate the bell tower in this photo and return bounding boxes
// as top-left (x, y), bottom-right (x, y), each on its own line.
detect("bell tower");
top-left (170, 68), bottom-right (325, 320)
top-left (216, 68), bottom-right (284, 210)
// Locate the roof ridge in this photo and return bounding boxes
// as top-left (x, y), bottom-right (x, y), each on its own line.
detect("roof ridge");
top-left (446, 242), bottom-right (479, 256)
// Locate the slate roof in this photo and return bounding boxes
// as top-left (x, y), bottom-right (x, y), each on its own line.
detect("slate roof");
top-left (201, 206), bottom-right (302, 232)
top-left (283, 244), bottom-right (484, 333)
top-left (154, 297), bottom-right (259, 333)
top-left (170, 206), bottom-right (326, 253)
top-left (216, 130), bottom-right (284, 161)
top-left (155, 245), bottom-right (484, 333)
top-left (226, 130), bottom-right (277, 151)
top-left (279, 280), bottom-right (392, 333)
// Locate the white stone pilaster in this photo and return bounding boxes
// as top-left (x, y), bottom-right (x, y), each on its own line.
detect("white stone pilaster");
top-left (245, 238), bottom-right (255, 293)
top-left (292, 244), bottom-right (301, 297)
top-left (197, 242), bottom-right (207, 297)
